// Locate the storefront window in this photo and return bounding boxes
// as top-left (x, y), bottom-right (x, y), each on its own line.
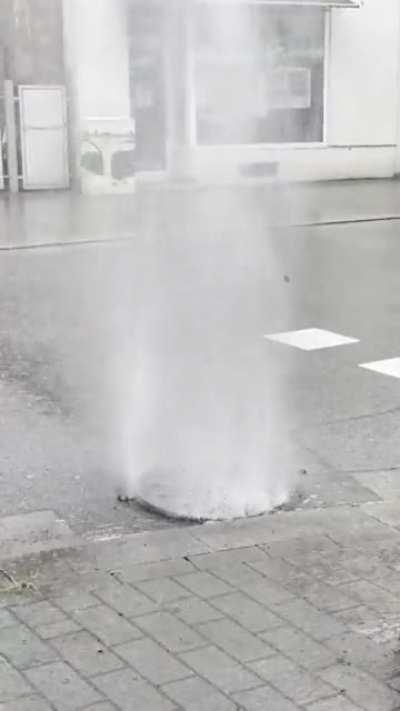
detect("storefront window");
top-left (195, 4), bottom-right (325, 145)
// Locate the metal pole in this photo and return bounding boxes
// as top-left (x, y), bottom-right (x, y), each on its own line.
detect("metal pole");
top-left (4, 79), bottom-right (19, 193)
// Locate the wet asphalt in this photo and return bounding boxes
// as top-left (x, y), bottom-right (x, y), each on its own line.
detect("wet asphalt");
top-left (0, 188), bottom-right (400, 537)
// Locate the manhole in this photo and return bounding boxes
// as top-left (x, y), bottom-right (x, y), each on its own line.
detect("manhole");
top-left (118, 469), bottom-right (292, 523)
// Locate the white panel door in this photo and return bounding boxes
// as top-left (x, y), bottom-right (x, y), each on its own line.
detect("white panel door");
top-left (18, 85), bottom-right (69, 190)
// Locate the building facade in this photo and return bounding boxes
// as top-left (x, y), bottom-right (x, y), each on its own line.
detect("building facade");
top-left (0, 0), bottom-right (66, 190)
top-left (9, 0), bottom-right (399, 191)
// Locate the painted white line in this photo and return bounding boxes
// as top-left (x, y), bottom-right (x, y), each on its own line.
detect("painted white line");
top-left (264, 328), bottom-right (359, 351)
top-left (359, 358), bottom-right (400, 379)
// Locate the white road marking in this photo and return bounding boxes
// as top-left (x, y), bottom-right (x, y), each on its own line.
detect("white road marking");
top-left (359, 358), bottom-right (400, 379)
top-left (264, 328), bottom-right (359, 351)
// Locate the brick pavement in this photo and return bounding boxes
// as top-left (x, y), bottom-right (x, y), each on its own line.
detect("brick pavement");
top-left (1, 502), bottom-right (400, 710)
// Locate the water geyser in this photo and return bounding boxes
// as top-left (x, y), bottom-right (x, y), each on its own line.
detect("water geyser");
top-left (112, 3), bottom-right (298, 521)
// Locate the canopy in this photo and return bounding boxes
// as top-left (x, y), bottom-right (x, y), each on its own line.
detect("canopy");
top-left (261, 0), bottom-right (359, 5)
top-left (207, 0), bottom-right (360, 6)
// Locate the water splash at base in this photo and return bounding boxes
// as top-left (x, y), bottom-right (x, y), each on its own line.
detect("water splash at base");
top-left (118, 467), bottom-right (294, 522)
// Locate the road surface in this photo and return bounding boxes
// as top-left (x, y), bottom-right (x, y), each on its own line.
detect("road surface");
top-left (0, 187), bottom-right (399, 539)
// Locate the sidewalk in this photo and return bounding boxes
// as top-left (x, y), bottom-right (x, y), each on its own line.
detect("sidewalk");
top-left (1, 500), bottom-right (400, 710)
top-left (2, 178), bottom-right (400, 249)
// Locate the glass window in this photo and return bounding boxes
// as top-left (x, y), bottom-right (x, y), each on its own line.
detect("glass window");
top-left (195, 3), bottom-right (325, 145)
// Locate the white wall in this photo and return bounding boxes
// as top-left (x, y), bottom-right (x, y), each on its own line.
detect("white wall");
top-left (62, 0), bottom-right (135, 192)
top-left (63, 0), bottom-right (131, 128)
top-left (62, 0), bottom-right (400, 183)
top-left (328, 0), bottom-right (400, 147)
top-left (188, 144), bottom-right (395, 183)
top-left (188, 0), bottom-right (400, 182)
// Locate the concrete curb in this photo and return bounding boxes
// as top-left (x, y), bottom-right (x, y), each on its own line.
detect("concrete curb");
top-left (3, 500), bottom-right (399, 574)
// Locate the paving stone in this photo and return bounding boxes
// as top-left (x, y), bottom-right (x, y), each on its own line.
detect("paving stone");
top-left (0, 625), bottom-right (57, 669)
top-left (196, 618), bottom-right (274, 662)
top-left (354, 470), bottom-right (400, 500)
top-left (72, 604), bottom-right (142, 646)
top-left (94, 579), bottom-right (156, 617)
top-left (238, 578), bottom-right (294, 607)
top-left (374, 571), bottom-right (400, 595)
top-left (334, 605), bottom-right (381, 633)
top-left (51, 630), bottom-right (123, 677)
top-left (52, 591), bottom-right (99, 613)
top-left (174, 572), bottom-right (233, 599)
top-left (388, 676), bottom-right (400, 691)
top-left (373, 541), bottom-right (400, 569)
top-left (281, 555), bottom-right (359, 587)
top-left (162, 676), bottom-right (236, 711)
top-left (311, 565), bottom-right (360, 588)
top-left (36, 619), bottom-right (81, 640)
top-left (0, 610), bottom-right (17, 629)
top-left (261, 626), bottom-right (337, 671)
top-left (338, 552), bottom-right (391, 579)
top-left (249, 655), bottom-right (335, 706)
top-left (190, 547), bottom-right (268, 570)
top-left (166, 596), bottom-right (224, 625)
top-left (320, 664), bottom-right (400, 711)
top-left (190, 522), bottom-right (273, 551)
top-left (289, 580), bottom-right (357, 613)
top-left (247, 556), bottom-right (309, 585)
top-left (0, 590), bottom-right (41, 610)
top-left (0, 656), bottom-right (33, 702)
top-left (325, 630), bottom-right (399, 680)
top-left (6, 509), bottom-right (400, 711)
top-left (339, 580), bottom-right (400, 613)
top-left (11, 601), bottom-right (67, 629)
top-left (362, 502), bottom-right (400, 529)
top-left (275, 599), bottom-right (346, 641)
top-left (135, 577), bottom-right (191, 604)
top-left (81, 704), bottom-right (117, 711)
top-left (121, 559), bottom-right (195, 584)
top-left (115, 637), bottom-right (192, 684)
top-left (334, 607), bottom-right (400, 645)
top-left (263, 535), bottom-right (339, 560)
top-left (306, 697), bottom-right (365, 711)
top-left (136, 612), bottom-right (206, 652)
top-left (135, 612), bottom-right (205, 653)
top-left (180, 645), bottom-right (263, 694)
top-left (93, 668), bottom-right (176, 711)
top-left (208, 563), bottom-right (269, 588)
top-left (328, 527), bottom-right (400, 550)
top-left (25, 662), bottom-right (101, 710)
top-left (210, 591), bottom-right (283, 632)
top-left (0, 697), bottom-right (53, 710)
top-left (233, 684), bottom-right (300, 710)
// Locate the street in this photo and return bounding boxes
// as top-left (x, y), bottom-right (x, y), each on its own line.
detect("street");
top-left (0, 183), bottom-right (400, 538)
top-left (1, 1), bottom-right (400, 706)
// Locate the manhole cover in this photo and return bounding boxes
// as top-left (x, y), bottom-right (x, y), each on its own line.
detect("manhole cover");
top-left (119, 469), bottom-right (291, 523)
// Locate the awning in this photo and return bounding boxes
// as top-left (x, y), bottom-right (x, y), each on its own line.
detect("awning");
top-left (206, 0), bottom-right (360, 6)
top-left (259, 0), bottom-right (360, 6)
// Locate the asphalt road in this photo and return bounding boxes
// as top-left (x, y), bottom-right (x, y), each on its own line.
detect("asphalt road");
top-left (1, 189), bottom-right (400, 537)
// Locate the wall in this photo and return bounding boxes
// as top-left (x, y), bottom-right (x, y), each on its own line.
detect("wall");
top-left (62, 0), bottom-right (400, 184)
top-left (62, 0), bottom-right (135, 192)
top-left (13, 0), bottom-right (64, 85)
top-left (63, 0), bottom-right (131, 128)
top-left (188, 145), bottom-right (395, 183)
top-left (328, 0), bottom-right (399, 147)
top-left (0, 0), bottom-right (64, 85)
top-left (188, 0), bottom-right (400, 183)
